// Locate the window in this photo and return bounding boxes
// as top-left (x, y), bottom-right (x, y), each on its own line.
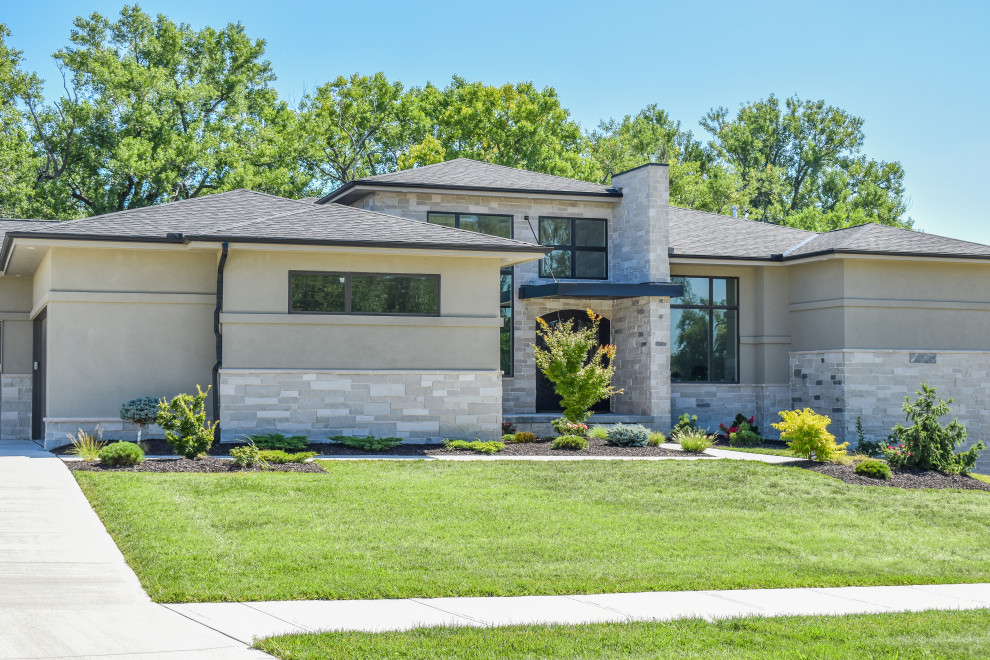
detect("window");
top-left (290, 272), bottom-right (439, 316)
top-left (670, 276), bottom-right (739, 383)
top-left (428, 211), bottom-right (515, 376)
top-left (538, 217), bottom-right (607, 279)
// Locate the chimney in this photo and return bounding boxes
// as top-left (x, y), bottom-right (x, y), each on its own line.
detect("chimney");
top-left (610, 163), bottom-right (670, 283)
top-left (731, 205), bottom-right (738, 218)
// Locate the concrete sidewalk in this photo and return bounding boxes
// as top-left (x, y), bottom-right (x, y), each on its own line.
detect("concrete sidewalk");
top-left (167, 583), bottom-right (990, 644)
top-left (0, 440), bottom-right (269, 660)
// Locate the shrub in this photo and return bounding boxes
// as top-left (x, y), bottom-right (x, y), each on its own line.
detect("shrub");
top-left (120, 397), bottom-right (159, 444)
top-left (854, 416), bottom-right (884, 457)
top-left (248, 433), bottom-right (310, 452)
top-left (605, 423), bottom-right (650, 447)
top-left (887, 382), bottom-right (985, 474)
top-left (729, 422), bottom-right (762, 447)
top-left (550, 418), bottom-right (587, 435)
top-left (501, 421), bottom-right (517, 436)
top-left (552, 434), bottom-right (589, 450)
top-left (587, 425), bottom-right (609, 440)
top-left (443, 440), bottom-right (505, 454)
top-left (673, 413), bottom-right (699, 435)
top-left (98, 441), bottom-right (145, 466)
top-left (501, 433), bottom-right (515, 443)
top-left (156, 386), bottom-right (218, 459)
top-left (854, 458), bottom-right (892, 480)
top-left (329, 435), bottom-right (403, 452)
top-left (258, 450), bottom-right (317, 464)
top-left (66, 426), bottom-right (106, 461)
top-left (512, 431), bottom-right (537, 444)
top-left (647, 431), bottom-right (666, 447)
top-left (719, 413), bottom-right (760, 440)
top-left (230, 444), bottom-right (262, 467)
top-left (772, 408), bottom-right (848, 462)
top-left (675, 428), bottom-right (714, 453)
top-left (533, 309), bottom-right (622, 423)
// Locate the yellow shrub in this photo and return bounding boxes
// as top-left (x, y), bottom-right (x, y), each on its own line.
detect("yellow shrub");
top-left (772, 408), bottom-right (849, 462)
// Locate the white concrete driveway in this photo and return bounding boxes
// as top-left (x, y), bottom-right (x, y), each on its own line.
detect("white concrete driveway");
top-left (0, 441), bottom-right (269, 659)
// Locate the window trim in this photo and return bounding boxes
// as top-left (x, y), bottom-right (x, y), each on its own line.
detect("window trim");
top-left (537, 216), bottom-right (608, 280)
top-left (288, 270), bottom-right (441, 317)
top-left (670, 275), bottom-right (740, 384)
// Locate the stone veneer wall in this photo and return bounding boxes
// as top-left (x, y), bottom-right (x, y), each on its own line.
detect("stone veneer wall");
top-left (218, 369), bottom-right (501, 443)
top-left (670, 383), bottom-right (789, 438)
top-left (42, 419), bottom-right (165, 449)
top-left (611, 297), bottom-right (672, 430)
top-left (1, 374), bottom-right (31, 441)
top-left (790, 350), bottom-right (990, 471)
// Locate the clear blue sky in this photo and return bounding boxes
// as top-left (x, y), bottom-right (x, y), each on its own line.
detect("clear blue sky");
top-left (4, 0), bottom-right (988, 242)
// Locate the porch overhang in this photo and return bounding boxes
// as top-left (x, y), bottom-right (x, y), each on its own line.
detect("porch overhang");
top-left (517, 281), bottom-right (683, 300)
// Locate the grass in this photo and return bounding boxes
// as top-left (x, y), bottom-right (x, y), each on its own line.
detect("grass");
top-left (255, 609), bottom-right (990, 659)
top-left (718, 444), bottom-right (799, 457)
top-left (972, 473), bottom-right (990, 484)
top-left (73, 460), bottom-right (990, 603)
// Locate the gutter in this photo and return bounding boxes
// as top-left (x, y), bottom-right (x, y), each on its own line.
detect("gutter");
top-left (211, 242), bottom-right (228, 424)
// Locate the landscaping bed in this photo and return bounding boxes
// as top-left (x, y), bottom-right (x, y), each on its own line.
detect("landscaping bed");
top-left (66, 456), bottom-right (324, 474)
top-left (794, 460), bottom-right (990, 491)
top-left (436, 436), bottom-right (683, 457)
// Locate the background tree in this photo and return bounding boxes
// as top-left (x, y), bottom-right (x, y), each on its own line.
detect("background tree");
top-left (25, 5), bottom-right (307, 216)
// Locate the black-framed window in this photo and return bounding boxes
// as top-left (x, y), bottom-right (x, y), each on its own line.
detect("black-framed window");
top-left (290, 271), bottom-right (440, 316)
top-left (538, 217), bottom-right (607, 279)
top-left (670, 276), bottom-right (739, 383)
top-left (428, 211), bottom-right (515, 376)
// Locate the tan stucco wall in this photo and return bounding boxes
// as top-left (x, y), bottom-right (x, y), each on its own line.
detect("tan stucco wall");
top-left (787, 259), bottom-right (846, 351)
top-left (0, 276), bottom-right (33, 374)
top-left (34, 246), bottom-right (217, 419)
top-left (221, 248), bottom-right (503, 370)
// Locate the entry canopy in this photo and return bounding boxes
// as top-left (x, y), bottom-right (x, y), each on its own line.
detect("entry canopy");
top-left (518, 282), bottom-right (684, 300)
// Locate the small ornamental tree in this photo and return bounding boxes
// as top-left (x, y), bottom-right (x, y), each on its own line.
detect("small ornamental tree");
top-left (773, 408), bottom-right (848, 462)
top-left (887, 382), bottom-right (984, 474)
top-left (156, 385), bottom-right (218, 459)
top-left (533, 309), bottom-right (622, 423)
top-left (119, 397), bottom-right (159, 444)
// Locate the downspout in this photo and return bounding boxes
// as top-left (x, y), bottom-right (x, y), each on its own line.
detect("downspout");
top-left (212, 242), bottom-right (229, 426)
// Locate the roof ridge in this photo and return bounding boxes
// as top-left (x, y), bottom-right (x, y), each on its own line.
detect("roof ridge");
top-left (358, 157), bottom-right (611, 190)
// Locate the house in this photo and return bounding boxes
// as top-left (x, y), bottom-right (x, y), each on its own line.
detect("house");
top-left (1, 158), bottom-right (989, 470)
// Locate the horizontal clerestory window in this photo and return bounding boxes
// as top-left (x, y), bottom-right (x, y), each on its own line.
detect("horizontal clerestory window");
top-left (289, 271), bottom-right (440, 316)
top-left (670, 276), bottom-right (739, 383)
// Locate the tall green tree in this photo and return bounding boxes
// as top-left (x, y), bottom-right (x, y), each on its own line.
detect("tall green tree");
top-left (0, 24), bottom-right (50, 218)
top-left (298, 72), bottom-right (412, 187)
top-left (403, 76), bottom-right (593, 180)
top-left (701, 95), bottom-right (910, 228)
top-left (26, 5), bottom-right (308, 216)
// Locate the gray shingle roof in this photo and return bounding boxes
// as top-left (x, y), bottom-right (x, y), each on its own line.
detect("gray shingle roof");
top-left (669, 207), bottom-right (814, 259)
top-left (670, 208), bottom-right (990, 261)
top-left (324, 158), bottom-right (618, 200)
top-left (0, 220), bottom-right (61, 241)
top-left (2, 189), bottom-right (546, 254)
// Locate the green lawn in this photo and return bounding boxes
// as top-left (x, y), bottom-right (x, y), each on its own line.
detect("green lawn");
top-left (973, 473), bottom-right (990, 485)
top-left (256, 609), bottom-right (990, 659)
top-left (74, 460), bottom-right (990, 603)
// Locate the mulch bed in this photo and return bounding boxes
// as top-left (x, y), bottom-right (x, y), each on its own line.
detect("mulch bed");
top-left (790, 460), bottom-right (990, 492)
top-left (429, 436), bottom-right (683, 457)
top-left (65, 456), bottom-right (324, 474)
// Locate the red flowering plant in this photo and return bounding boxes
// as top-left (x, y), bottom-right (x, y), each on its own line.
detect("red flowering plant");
top-left (718, 413), bottom-right (762, 446)
top-left (882, 443), bottom-right (912, 469)
top-left (502, 421), bottom-right (517, 436)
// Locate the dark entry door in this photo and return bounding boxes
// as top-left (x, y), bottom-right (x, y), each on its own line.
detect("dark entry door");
top-left (535, 310), bottom-right (612, 413)
top-left (32, 309), bottom-right (46, 441)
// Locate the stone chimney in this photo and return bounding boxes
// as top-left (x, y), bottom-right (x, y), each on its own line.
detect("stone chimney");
top-left (609, 163), bottom-right (670, 283)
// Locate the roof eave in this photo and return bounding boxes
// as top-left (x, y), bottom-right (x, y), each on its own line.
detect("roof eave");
top-left (321, 180), bottom-right (622, 204)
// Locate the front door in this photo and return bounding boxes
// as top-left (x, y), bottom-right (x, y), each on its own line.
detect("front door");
top-left (535, 310), bottom-right (612, 413)
top-left (32, 309), bottom-right (46, 441)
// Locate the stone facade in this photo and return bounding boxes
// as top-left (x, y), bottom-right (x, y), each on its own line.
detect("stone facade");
top-left (218, 369), bottom-right (502, 443)
top-left (790, 350), bottom-right (990, 471)
top-left (1, 374), bottom-right (31, 441)
top-left (611, 297), bottom-right (671, 430)
top-left (671, 383), bottom-right (789, 438)
top-left (42, 418), bottom-right (165, 449)
top-left (610, 164), bottom-right (670, 283)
